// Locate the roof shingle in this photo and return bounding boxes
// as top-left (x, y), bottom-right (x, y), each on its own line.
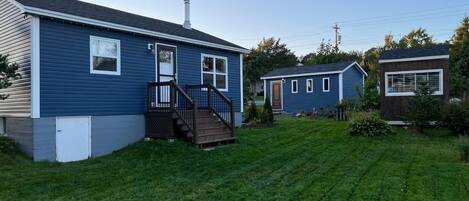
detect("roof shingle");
top-left (380, 44), bottom-right (449, 60)
top-left (15, 0), bottom-right (246, 51)
top-left (262, 61), bottom-right (360, 79)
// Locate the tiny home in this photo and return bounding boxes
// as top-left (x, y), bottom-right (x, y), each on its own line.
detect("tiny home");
top-left (0, 0), bottom-right (247, 162)
top-left (379, 45), bottom-right (450, 124)
top-left (261, 61), bottom-right (367, 113)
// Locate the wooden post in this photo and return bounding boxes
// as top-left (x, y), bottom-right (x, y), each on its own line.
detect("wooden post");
top-left (207, 84), bottom-right (212, 110)
top-left (170, 82), bottom-right (175, 111)
top-left (147, 83), bottom-right (151, 111)
top-left (193, 100), bottom-right (198, 144)
top-left (230, 100), bottom-right (235, 136)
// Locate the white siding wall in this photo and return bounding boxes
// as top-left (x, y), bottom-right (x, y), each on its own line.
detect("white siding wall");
top-left (0, 0), bottom-right (31, 117)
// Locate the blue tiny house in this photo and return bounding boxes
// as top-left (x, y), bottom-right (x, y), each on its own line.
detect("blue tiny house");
top-left (261, 62), bottom-right (367, 113)
top-left (0, 0), bottom-right (247, 162)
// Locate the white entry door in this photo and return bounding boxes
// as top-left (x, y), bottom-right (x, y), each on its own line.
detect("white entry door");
top-left (56, 117), bottom-right (91, 162)
top-left (156, 44), bottom-right (177, 105)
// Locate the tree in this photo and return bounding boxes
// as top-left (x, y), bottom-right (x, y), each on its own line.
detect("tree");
top-left (405, 81), bottom-right (441, 133)
top-left (450, 16), bottom-right (469, 99)
top-left (260, 96), bottom-right (274, 124)
top-left (384, 33), bottom-right (398, 50)
top-left (397, 28), bottom-right (435, 48)
top-left (301, 40), bottom-right (362, 65)
top-left (244, 38), bottom-right (297, 97)
top-left (362, 47), bottom-right (381, 75)
top-left (0, 54), bottom-right (20, 100)
top-left (356, 72), bottom-right (380, 111)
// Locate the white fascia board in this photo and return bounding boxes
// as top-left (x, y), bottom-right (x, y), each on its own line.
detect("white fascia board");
top-left (261, 71), bottom-right (342, 80)
top-left (379, 55), bottom-right (449, 63)
top-left (240, 54), bottom-right (244, 113)
top-left (21, 6), bottom-right (250, 54)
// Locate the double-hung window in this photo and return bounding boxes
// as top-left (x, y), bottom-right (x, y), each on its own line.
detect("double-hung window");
top-left (306, 79), bottom-right (313, 93)
top-left (202, 54), bottom-right (228, 91)
top-left (385, 69), bottom-right (443, 96)
top-left (291, 80), bottom-right (298, 93)
top-left (90, 36), bottom-right (121, 75)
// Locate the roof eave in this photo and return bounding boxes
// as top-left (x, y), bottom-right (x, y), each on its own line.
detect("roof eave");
top-left (21, 5), bottom-right (249, 54)
top-left (379, 55), bottom-right (449, 64)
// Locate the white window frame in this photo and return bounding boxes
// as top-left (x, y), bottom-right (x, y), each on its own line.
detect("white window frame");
top-left (323, 77), bottom-right (330, 92)
top-left (90, 36), bottom-right (121, 75)
top-left (291, 80), bottom-right (298, 94)
top-left (201, 54), bottom-right (228, 92)
top-left (306, 79), bottom-right (314, 93)
top-left (385, 69), bottom-right (444, 97)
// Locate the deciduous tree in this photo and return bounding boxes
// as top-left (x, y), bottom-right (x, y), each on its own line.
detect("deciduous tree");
top-left (0, 54), bottom-right (21, 100)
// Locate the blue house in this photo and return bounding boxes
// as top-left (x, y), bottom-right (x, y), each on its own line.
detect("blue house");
top-left (0, 0), bottom-right (247, 162)
top-left (261, 61), bottom-right (367, 113)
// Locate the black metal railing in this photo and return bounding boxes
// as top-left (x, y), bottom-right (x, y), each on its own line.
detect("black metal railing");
top-left (186, 84), bottom-right (235, 135)
top-left (147, 81), bottom-right (198, 142)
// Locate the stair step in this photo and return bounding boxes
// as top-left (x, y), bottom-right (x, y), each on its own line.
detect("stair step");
top-left (197, 130), bottom-right (232, 137)
top-left (198, 127), bottom-right (230, 135)
top-left (195, 136), bottom-right (237, 145)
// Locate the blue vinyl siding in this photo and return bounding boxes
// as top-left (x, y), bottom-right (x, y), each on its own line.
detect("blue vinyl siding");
top-left (343, 64), bottom-right (364, 100)
top-left (265, 74), bottom-right (340, 113)
top-left (39, 18), bottom-right (241, 117)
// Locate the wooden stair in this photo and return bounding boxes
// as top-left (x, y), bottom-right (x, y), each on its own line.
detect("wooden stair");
top-left (174, 110), bottom-right (236, 146)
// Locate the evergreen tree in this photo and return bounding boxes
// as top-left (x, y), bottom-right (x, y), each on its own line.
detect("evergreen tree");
top-left (0, 54), bottom-right (20, 100)
top-left (356, 72), bottom-right (380, 111)
top-left (405, 81), bottom-right (441, 133)
top-left (261, 96), bottom-right (274, 124)
top-left (450, 16), bottom-right (469, 98)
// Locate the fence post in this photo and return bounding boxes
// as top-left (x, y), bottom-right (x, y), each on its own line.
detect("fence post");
top-left (147, 83), bottom-right (151, 111)
top-left (193, 100), bottom-right (198, 144)
top-left (207, 84), bottom-right (212, 110)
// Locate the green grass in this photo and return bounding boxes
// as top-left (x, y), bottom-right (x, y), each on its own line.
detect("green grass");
top-left (1, 118), bottom-right (468, 201)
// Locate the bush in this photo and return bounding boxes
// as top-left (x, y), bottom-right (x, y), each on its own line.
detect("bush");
top-left (0, 136), bottom-right (17, 154)
top-left (441, 101), bottom-right (469, 136)
top-left (260, 96), bottom-right (274, 124)
top-left (457, 135), bottom-right (469, 162)
top-left (348, 112), bottom-right (393, 137)
top-left (318, 108), bottom-right (335, 119)
top-left (245, 101), bottom-right (258, 122)
top-left (404, 81), bottom-right (441, 133)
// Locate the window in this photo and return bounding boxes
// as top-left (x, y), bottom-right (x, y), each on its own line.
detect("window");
top-left (202, 54), bottom-right (228, 91)
top-left (306, 79), bottom-right (313, 93)
top-left (323, 78), bottom-right (330, 92)
top-left (291, 80), bottom-right (298, 93)
top-left (385, 69), bottom-right (443, 96)
top-left (90, 36), bottom-right (120, 75)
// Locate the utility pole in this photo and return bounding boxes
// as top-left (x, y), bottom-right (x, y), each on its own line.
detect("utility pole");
top-left (333, 23), bottom-right (341, 52)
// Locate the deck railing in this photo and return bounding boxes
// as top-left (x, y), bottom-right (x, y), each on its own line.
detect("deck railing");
top-left (147, 81), bottom-right (198, 142)
top-left (186, 84), bottom-right (235, 135)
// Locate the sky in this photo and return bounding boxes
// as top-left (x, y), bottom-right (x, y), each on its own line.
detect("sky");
top-left (81, 0), bottom-right (468, 56)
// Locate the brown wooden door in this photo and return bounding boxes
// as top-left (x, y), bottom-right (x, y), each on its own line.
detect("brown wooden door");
top-left (271, 82), bottom-right (282, 110)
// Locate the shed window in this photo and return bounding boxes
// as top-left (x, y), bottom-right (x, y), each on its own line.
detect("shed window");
top-left (202, 54), bottom-right (228, 91)
top-left (385, 69), bottom-right (443, 96)
top-left (306, 79), bottom-right (313, 93)
top-left (90, 36), bottom-right (120, 75)
top-left (291, 80), bottom-right (298, 93)
top-left (323, 78), bottom-right (330, 92)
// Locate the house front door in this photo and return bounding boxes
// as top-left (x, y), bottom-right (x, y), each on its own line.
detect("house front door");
top-left (156, 45), bottom-right (176, 105)
top-left (271, 81), bottom-right (282, 110)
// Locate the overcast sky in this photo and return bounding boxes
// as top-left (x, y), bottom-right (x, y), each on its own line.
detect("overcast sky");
top-left (81, 0), bottom-right (468, 56)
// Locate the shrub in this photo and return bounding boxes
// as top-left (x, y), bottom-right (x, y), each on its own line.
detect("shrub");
top-left (457, 135), bottom-right (469, 162)
top-left (441, 101), bottom-right (469, 136)
top-left (260, 96), bottom-right (274, 124)
top-left (245, 101), bottom-right (258, 122)
top-left (318, 108), bottom-right (335, 119)
top-left (348, 112), bottom-right (393, 137)
top-left (0, 136), bottom-right (17, 154)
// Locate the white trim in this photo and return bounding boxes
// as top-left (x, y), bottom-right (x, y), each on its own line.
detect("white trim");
top-left (260, 61), bottom-right (367, 80)
top-left (322, 77), bottom-right (330, 92)
top-left (201, 53), bottom-right (228, 92)
top-left (21, 6), bottom-right (249, 54)
top-left (89, 36), bottom-right (121, 75)
top-left (270, 80), bottom-right (283, 111)
top-left (291, 80), bottom-right (298, 94)
top-left (306, 79), bottom-right (314, 93)
top-left (240, 54), bottom-right (244, 112)
top-left (263, 79), bottom-right (267, 103)
top-left (31, 16), bottom-right (40, 118)
top-left (7, 0), bottom-right (26, 12)
top-left (384, 69), bottom-right (444, 97)
top-left (379, 55), bottom-right (449, 63)
top-left (338, 73), bottom-right (343, 101)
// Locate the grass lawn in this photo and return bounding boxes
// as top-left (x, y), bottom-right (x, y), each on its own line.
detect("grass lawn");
top-left (1, 118), bottom-right (468, 201)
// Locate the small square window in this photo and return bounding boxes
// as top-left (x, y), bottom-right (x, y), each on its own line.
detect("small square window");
top-left (201, 54), bottom-right (228, 91)
top-left (90, 36), bottom-right (120, 75)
